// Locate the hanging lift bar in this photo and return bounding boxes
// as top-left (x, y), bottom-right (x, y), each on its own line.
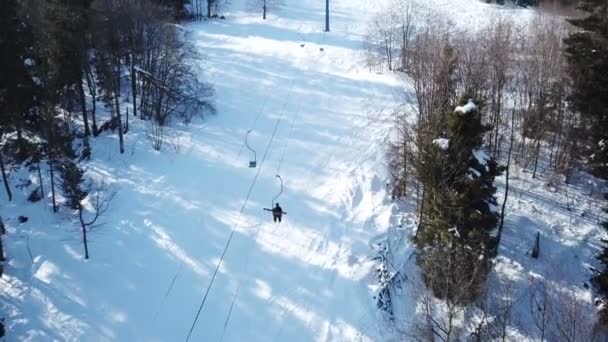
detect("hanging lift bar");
top-left (245, 130), bottom-right (257, 168)
top-left (272, 174), bottom-right (283, 207)
top-left (263, 175), bottom-right (286, 215)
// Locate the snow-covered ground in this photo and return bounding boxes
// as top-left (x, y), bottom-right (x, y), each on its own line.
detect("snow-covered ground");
top-left (2, 0), bottom-right (400, 340)
top-left (1, 0), bottom-right (606, 341)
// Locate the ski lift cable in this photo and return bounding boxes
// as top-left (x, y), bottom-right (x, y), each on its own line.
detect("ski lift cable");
top-left (218, 43), bottom-right (326, 340)
top-left (237, 82), bottom-right (279, 159)
top-left (185, 78), bottom-right (297, 342)
top-left (218, 219), bottom-right (265, 342)
top-left (264, 62), bottom-right (337, 340)
top-left (216, 84), bottom-right (308, 341)
top-left (217, 23), bottom-right (330, 337)
top-left (151, 260), bottom-right (184, 324)
top-left (159, 71), bottom-right (286, 330)
top-left (275, 103), bottom-right (302, 176)
top-left (217, 91), bottom-right (303, 339)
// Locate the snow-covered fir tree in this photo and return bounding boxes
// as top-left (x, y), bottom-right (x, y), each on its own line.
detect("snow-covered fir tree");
top-left (416, 98), bottom-right (503, 302)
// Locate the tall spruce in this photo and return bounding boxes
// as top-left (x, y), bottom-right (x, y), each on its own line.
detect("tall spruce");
top-left (0, 0), bottom-right (42, 161)
top-left (417, 99), bottom-right (503, 302)
top-left (564, 0), bottom-right (608, 326)
top-left (43, 0), bottom-right (93, 137)
top-left (596, 199), bottom-right (608, 324)
top-left (564, 0), bottom-right (608, 179)
top-left (59, 160), bottom-right (87, 210)
top-left (56, 136), bottom-right (86, 211)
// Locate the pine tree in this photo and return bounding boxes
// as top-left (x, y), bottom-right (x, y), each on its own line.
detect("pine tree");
top-left (59, 159), bottom-right (87, 211)
top-left (594, 199), bottom-right (608, 324)
top-left (417, 98), bottom-right (503, 302)
top-left (565, 0), bottom-right (608, 326)
top-left (43, 109), bottom-right (81, 212)
top-left (0, 0), bottom-right (43, 160)
top-left (564, 0), bottom-right (608, 179)
top-left (42, 0), bottom-right (93, 136)
top-left (92, 0), bottom-right (125, 153)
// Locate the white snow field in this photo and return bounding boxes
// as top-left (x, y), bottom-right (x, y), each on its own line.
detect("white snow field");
top-left (0, 0), bottom-right (606, 341)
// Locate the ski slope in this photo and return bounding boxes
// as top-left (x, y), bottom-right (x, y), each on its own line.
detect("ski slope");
top-left (2, 0), bottom-right (401, 340)
top-left (1, 0), bottom-right (606, 341)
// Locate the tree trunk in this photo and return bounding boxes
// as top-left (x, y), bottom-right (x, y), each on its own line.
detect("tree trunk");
top-left (263, 1), bottom-right (266, 19)
top-left (207, 0), bottom-right (212, 18)
top-left (16, 123), bottom-right (25, 160)
top-left (415, 186), bottom-right (425, 239)
top-left (0, 235), bottom-right (4, 263)
top-left (130, 63), bottom-right (137, 118)
top-left (112, 63), bottom-right (125, 153)
top-left (402, 137), bottom-right (407, 196)
top-left (0, 152), bottom-right (12, 202)
top-left (0, 217), bottom-right (5, 263)
top-left (84, 62), bottom-right (98, 135)
top-left (91, 95), bottom-right (97, 135)
top-left (139, 76), bottom-right (147, 119)
top-left (114, 91), bottom-right (125, 154)
top-left (498, 108), bottom-right (515, 245)
top-left (532, 140), bottom-right (541, 179)
top-left (325, 0), bottom-right (330, 32)
top-left (49, 160), bottom-right (57, 212)
top-left (78, 204), bottom-right (89, 259)
top-left (114, 94), bottom-right (125, 153)
top-left (37, 160), bottom-right (44, 199)
top-left (78, 75), bottom-right (90, 136)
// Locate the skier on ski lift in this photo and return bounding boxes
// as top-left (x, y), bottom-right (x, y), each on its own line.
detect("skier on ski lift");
top-left (265, 203), bottom-right (286, 223)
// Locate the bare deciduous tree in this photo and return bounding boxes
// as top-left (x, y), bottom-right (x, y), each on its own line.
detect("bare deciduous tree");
top-left (553, 288), bottom-right (599, 342)
top-left (529, 276), bottom-right (553, 341)
top-left (405, 246), bottom-right (486, 342)
top-left (77, 182), bottom-right (114, 259)
top-left (248, 0), bottom-right (283, 20)
top-left (484, 15), bottom-right (516, 159)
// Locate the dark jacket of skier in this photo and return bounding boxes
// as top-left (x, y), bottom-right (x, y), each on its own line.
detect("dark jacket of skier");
top-left (272, 203), bottom-right (284, 223)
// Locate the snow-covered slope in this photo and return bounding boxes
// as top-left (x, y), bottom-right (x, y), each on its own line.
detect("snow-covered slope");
top-left (2, 0), bottom-right (400, 340)
top-left (1, 0), bottom-right (605, 341)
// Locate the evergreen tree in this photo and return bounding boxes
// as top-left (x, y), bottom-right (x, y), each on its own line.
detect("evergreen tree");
top-left (594, 197), bottom-right (608, 324)
top-left (43, 107), bottom-right (79, 212)
top-left (564, 0), bottom-right (608, 179)
top-left (565, 0), bottom-right (608, 326)
top-left (59, 160), bottom-right (87, 210)
top-left (0, 0), bottom-right (43, 160)
top-left (42, 0), bottom-right (93, 136)
top-left (47, 119), bottom-right (86, 211)
top-left (417, 99), bottom-right (503, 302)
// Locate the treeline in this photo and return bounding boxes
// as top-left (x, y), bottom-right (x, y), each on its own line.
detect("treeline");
top-left (0, 0), bottom-right (214, 265)
top-left (485, 0), bottom-right (578, 7)
top-left (367, 0), bottom-right (608, 339)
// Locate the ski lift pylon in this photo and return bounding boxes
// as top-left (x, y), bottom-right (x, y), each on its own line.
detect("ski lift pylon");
top-left (245, 130), bottom-right (257, 168)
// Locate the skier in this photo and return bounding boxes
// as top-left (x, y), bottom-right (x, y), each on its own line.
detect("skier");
top-left (264, 203), bottom-right (286, 223)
